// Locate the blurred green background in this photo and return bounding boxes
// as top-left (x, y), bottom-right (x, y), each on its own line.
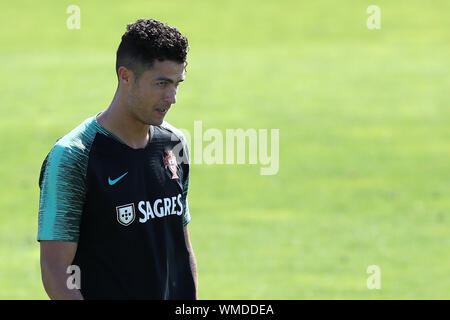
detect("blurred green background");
top-left (0, 0), bottom-right (449, 299)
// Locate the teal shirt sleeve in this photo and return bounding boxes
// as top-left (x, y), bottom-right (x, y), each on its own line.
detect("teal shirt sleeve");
top-left (182, 175), bottom-right (191, 227)
top-left (161, 120), bottom-right (192, 227)
top-left (37, 143), bottom-right (87, 242)
top-left (181, 130), bottom-right (191, 227)
top-left (37, 117), bottom-right (97, 242)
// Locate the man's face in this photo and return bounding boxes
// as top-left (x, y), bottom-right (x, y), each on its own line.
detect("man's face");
top-left (126, 59), bottom-right (186, 126)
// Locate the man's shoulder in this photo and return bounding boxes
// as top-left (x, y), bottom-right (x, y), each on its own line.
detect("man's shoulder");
top-left (158, 120), bottom-right (190, 164)
top-left (42, 115), bottom-right (99, 179)
top-left (159, 120), bottom-right (188, 143)
top-left (54, 115), bottom-right (99, 151)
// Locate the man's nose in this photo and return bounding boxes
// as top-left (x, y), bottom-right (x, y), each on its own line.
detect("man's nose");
top-left (163, 88), bottom-right (177, 104)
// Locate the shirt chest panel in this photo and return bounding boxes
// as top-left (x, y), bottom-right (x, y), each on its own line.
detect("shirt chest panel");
top-left (82, 134), bottom-right (186, 236)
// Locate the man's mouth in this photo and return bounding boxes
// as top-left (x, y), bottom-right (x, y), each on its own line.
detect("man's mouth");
top-left (155, 107), bottom-right (169, 116)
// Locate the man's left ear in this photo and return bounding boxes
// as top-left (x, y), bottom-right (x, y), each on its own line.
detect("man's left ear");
top-left (117, 66), bottom-right (133, 85)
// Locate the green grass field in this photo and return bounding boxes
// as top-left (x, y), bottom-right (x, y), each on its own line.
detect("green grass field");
top-left (0, 0), bottom-right (449, 299)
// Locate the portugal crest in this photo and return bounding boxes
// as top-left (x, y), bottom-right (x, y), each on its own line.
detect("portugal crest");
top-left (116, 203), bottom-right (135, 226)
top-left (163, 150), bottom-right (179, 179)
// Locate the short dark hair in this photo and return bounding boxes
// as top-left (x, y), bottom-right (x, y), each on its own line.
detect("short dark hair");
top-left (116, 19), bottom-right (189, 79)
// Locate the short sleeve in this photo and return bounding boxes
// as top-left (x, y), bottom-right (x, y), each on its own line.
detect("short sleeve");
top-left (160, 120), bottom-right (192, 227)
top-left (182, 175), bottom-right (191, 227)
top-left (37, 144), bottom-right (87, 242)
top-left (179, 130), bottom-right (191, 227)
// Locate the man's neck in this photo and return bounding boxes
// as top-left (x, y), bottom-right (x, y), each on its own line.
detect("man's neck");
top-left (97, 98), bottom-right (151, 149)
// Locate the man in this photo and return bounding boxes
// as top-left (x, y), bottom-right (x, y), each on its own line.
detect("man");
top-left (37, 19), bottom-right (197, 300)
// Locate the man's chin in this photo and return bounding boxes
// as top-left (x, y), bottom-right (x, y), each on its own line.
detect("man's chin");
top-left (146, 118), bottom-right (164, 126)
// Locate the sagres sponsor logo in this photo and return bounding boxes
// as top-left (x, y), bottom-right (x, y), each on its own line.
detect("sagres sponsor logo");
top-left (139, 194), bottom-right (184, 223)
top-left (116, 194), bottom-right (184, 225)
top-left (116, 203), bottom-right (135, 226)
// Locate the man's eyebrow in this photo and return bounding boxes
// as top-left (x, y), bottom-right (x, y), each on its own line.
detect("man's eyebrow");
top-left (155, 77), bottom-right (185, 83)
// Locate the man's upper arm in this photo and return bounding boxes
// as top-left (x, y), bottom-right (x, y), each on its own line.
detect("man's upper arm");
top-left (183, 225), bottom-right (191, 247)
top-left (40, 240), bottom-right (78, 267)
top-left (37, 142), bottom-right (87, 242)
top-left (39, 240), bottom-right (83, 300)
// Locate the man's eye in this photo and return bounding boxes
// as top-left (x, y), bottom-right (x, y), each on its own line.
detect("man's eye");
top-left (157, 82), bottom-right (167, 87)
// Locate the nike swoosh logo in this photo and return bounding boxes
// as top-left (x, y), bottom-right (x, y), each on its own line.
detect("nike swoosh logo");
top-left (108, 172), bottom-right (128, 186)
